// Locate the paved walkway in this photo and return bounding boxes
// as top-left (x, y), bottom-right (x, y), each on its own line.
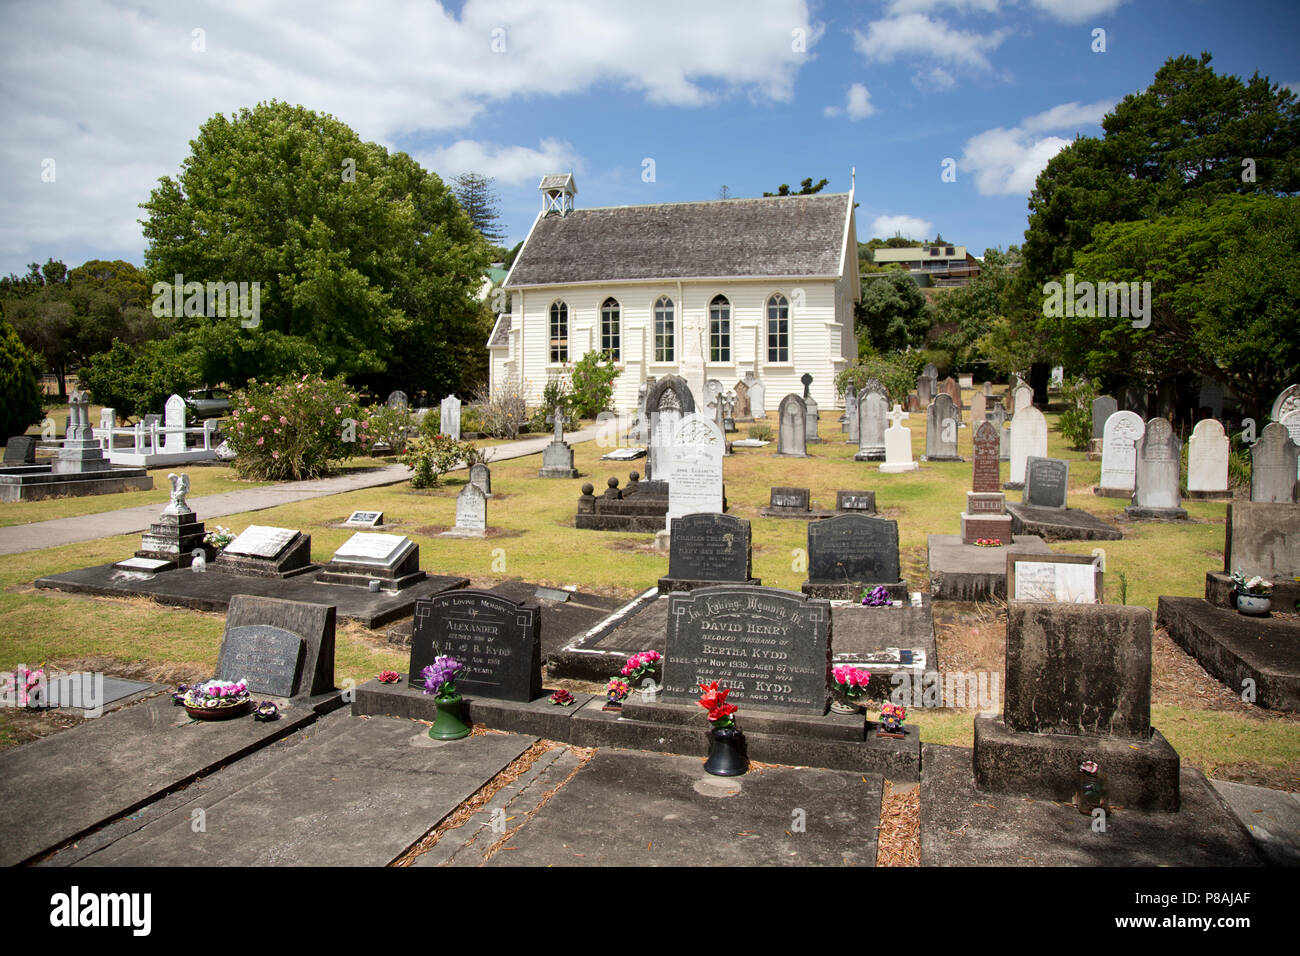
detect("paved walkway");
top-left (0, 427), bottom-right (600, 557)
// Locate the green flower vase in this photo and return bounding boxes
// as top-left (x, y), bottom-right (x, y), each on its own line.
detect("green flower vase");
top-left (429, 688), bottom-right (471, 740)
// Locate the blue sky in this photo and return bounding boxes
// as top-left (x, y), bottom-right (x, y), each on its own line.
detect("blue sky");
top-left (1, 0), bottom-right (1296, 276)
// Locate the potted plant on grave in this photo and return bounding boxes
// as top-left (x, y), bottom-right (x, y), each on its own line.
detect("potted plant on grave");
top-left (181, 678), bottom-right (252, 720)
top-left (877, 701), bottom-right (907, 738)
top-left (422, 656), bottom-right (471, 740)
top-left (698, 681), bottom-right (747, 776)
top-left (620, 650), bottom-right (662, 690)
top-left (1231, 570), bottom-right (1273, 616)
top-left (203, 526), bottom-right (235, 551)
top-left (603, 678), bottom-right (631, 712)
top-left (830, 665), bottom-right (872, 715)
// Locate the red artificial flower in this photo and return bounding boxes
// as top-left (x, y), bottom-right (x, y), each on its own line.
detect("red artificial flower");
top-left (697, 681), bottom-right (730, 712)
top-left (708, 703), bottom-right (738, 723)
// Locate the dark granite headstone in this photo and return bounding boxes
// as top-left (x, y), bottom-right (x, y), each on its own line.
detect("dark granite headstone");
top-left (219, 595), bottom-right (335, 698)
top-left (769, 486), bottom-right (810, 511)
top-left (1091, 396), bottom-right (1117, 440)
top-left (409, 590), bottom-right (543, 702)
top-left (3, 436), bottom-right (36, 464)
top-left (664, 585), bottom-right (831, 715)
top-left (1023, 456), bottom-right (1070, 510)
top-left (216, 624), bottom-right (304, 698)
top-left (806, 514), bottom-right (901, 586)
top-left (835, 490), bottom-right (876, 513)
top-left (665, 513), bottom-right (753, 584)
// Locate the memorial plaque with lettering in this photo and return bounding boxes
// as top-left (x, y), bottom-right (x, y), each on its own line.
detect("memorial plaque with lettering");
top-left (807, 514), bottom-right (901, 585)
top-left (345, 510), bottom-right (384, 528)
top-left (216, 624), bottom-right (305, 697)
top-left (664, 585), bottom-right (831, 715)
top-left (667, 513), bottom-right (752, 583)
top-left (409, 590), bottom-right (542, 702)
top-left (1024, 456), bottom-right (1070, 510)
top-left (836, 490), bottom-right (877, 513)
top-left (224, 525), bottom-right (298, 558)
top-left (769, 487), bottom-right (810, 511)
top-left (972, 421), bottom-right (1000, 492)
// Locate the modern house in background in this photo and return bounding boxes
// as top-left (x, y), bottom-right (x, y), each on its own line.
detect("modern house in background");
top-left (487, 174), bottom-right (861, 412)
top-left (871, 243), bottom-right (981, 287)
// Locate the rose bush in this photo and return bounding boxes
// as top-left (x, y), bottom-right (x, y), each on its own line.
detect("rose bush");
top-left (227, 374), bottom-right (364, 480)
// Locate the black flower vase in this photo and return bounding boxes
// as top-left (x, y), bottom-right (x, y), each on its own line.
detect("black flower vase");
top-left (704, 726), bottom-right (748, 776)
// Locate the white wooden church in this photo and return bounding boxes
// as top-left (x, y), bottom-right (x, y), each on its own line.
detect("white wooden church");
top-left (487, 174), bottom-right (860, 412)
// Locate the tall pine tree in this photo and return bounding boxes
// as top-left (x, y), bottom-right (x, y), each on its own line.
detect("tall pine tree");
top-left (452, 172), bottom-right (504, 244)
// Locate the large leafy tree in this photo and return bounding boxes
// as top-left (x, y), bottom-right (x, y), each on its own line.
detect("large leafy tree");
top-left (0, 313), bottom-right (45, 439)
top-left (139, 100), bottom-right (490, 400)
top-left (931, 247), bottom-right (1032, 370)
top-left (856, 271), bottom-right (931, 353)
top-left (1051, 194), bottom-right (1300, 418)
top-left (1020, 53), bottom-right (1300, 295)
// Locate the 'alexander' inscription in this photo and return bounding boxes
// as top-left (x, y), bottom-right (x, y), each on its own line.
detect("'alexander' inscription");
top-left (664, 585), bottom-right (830, 715)
top-left (409, 590), bottom-right (542, 702)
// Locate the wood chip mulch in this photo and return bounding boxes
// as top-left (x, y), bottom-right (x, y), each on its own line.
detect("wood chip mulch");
top-left (875, 780), bottom-right (920, 867)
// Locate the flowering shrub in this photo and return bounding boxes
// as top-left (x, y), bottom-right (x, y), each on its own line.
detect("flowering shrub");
top-left (2, 665), bottom-right (46, 707)
top-left (569, 350), bottom-right (620, 419)
top-left (364, 404), bottom-right (416, 455)
top-left (474, 376), bottom-right (528, 439)
top-left (227, 375), bottom-right (362, 481)
top-left (832, 665), bottom-right (872, 698)
top-left (697, 681), bottom-right (738, 729)
top-left (401, 434), bottom-right (479, 488)
top-left (422, 656), bottom-right (462, 697)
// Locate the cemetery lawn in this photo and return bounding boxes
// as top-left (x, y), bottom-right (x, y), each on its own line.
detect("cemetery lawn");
top-left (2, 394), bottom-right (1297, 789)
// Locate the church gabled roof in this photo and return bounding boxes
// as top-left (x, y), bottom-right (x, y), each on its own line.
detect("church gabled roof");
top-left (504, 192), bottom-right (852, 288)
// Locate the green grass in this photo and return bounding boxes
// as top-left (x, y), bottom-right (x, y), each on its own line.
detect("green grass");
top-left (2, 390), bottom-right (1295, 782)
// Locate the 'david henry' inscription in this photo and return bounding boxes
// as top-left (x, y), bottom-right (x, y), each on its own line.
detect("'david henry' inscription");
top-left (664, 585), bottom-right (830, 715)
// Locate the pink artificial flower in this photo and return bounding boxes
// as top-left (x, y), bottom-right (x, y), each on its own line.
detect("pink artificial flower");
top-left (257, 437), bottom-right (264, 446)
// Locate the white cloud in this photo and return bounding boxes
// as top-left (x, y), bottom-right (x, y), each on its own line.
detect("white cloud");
top-left (1026, 0), bottom-right (1127, 24)
top-left (913, 66), bottom-right (956, 91)
top-left (0, 0), bottom-right (819, 268)
top-left (869, 214), bottom-right (934, 240)
top-left (959, 98), bottom-right (1115, 196)
top-left (886, 0), bottom-right (1003, 13)
top-left (853, 13), bottom-right (1007, 71)
top-left (416, 139), bottom-right (583, 185)
top-left (846, 83), bottom-right (876, 119)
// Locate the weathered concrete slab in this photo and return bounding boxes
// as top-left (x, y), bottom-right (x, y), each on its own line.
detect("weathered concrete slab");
top-left (921, 744), bottom-right (1264, 866)
top-left (0, 693), bottom-right (320, 866)
top-left (927, 533), bottom-right (1052, 602)
top-left (548, 587), bottom-right (662, 680)
top-left (1211, 779), bottom-right (1300, 867)
top-left (80, 716), bottom-right (536, 867)
top-left (1006, 502), bottom-right (1122, 541)
top-left (485, 749), bottom-right (883, 866)
top-left (35, 562), bottom-right (469, 628)
top-left (829, 599), bottom-right (936, 699)
top-left (1158, 596), bottom-right (1300, 713)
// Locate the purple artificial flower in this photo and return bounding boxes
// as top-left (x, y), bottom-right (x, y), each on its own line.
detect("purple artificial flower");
top-left (422, 656), bottom-right (463, 696)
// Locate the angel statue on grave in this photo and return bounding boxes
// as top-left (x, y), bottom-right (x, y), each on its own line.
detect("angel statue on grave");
top-left (164, 472), bottom-right (191, 515)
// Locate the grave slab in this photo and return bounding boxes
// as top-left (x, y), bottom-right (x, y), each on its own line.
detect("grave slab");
top-left (920, 744), bottom-right (1264, 866)
top-left (830, 599), bottom-right (936, 699)
top-left (1005, 502), bottom-right (1123, 541)
top-left (483, 749), bottom-right (883, 867)
top-left (80, 714), bottom-right (535, 867)
top-left (1157, 596), bottom-right (1300, 713)
top-left (1210, 779), bottom-right (1300, 867)
top-left (0, 693), bottom-right (322, 866)
top-left (926, 533), bottom-right (1052, 602)
top-left (547, 588), bottom-right (664, 681)
top-left (35, 563), bottom-right (468, 629)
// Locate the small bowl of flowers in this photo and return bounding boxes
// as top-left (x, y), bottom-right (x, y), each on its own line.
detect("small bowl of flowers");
top-left (182, 678), bottom-right (252, 720)
top-left (974, 538), bottom-right (1003, 548)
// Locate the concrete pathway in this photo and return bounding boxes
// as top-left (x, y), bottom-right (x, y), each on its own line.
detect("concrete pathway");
top-left (0, 426), bottom-right (600, 557)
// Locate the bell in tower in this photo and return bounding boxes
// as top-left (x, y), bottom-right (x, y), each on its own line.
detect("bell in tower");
top-left (539, 173), bottom-right (577, 216)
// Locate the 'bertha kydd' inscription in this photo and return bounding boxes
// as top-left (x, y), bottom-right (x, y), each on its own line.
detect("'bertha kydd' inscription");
top-left (664, 585), bottom-right (831, 715)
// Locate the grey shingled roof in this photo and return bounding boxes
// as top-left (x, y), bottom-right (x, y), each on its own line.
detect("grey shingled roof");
top-left (505, 193), bottom-right (850, 287)
top-left (488, 312), bottom-right (511, 348)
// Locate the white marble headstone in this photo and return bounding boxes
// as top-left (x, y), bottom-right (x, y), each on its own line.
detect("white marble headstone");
top-left (1187, 419), bottom-right (1229, 495)
top-left (1098, 410), bottom-right (1145, 494)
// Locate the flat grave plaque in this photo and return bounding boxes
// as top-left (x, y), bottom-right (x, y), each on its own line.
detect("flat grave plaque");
top-left (224, 525), bottom-right (298, 559)
top-left (1006, 553), bottom-right (1102, 604)
top-left (216, 624), bottom-right (305, 697)
top-left (332, 532), bottom-right (413, 568)
top-left (770, 487), bottom-right (810, 510)
top-left (836, 491), bottom-right (876, 513)
top-left (345, 510), bottom-right (384, 528)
